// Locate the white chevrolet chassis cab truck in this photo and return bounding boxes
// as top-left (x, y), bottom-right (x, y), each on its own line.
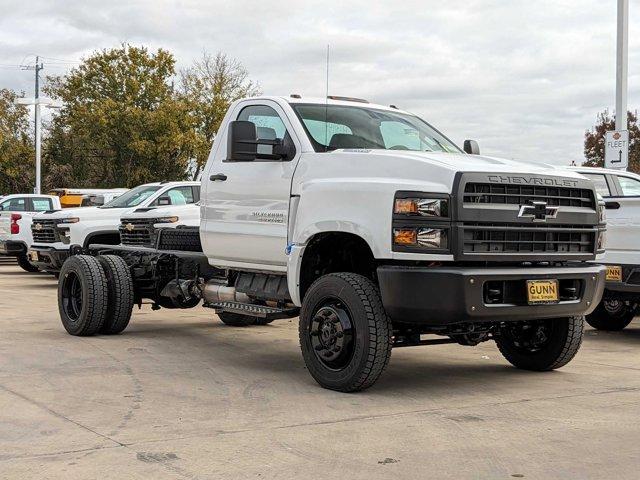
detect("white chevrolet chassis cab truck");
top-left (57, 96), bottom-right (607, 392)
top-left (29, 182), bottom-right (200, 273)
top-left (569, 167), bottom-right (640, 331)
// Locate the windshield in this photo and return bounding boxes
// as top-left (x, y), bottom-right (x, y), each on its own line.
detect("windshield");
top-left (100, 185), bottom-right (161, 208)
top-left (292, 104), bottom-right (461, 153)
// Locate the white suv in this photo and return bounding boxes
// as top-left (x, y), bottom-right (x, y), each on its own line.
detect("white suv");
top-left (29, 181), bottom-right (200, 272)
top-left (572, 167), bottom-right (640, 330)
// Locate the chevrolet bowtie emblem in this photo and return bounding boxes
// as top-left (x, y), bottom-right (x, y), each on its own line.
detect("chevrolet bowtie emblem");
top-left (124, 223), bottom-right (135, 231)
top-left (517, 200), bottom-right (559, 222)
top-left (35, 223), bottom-right (43, 231)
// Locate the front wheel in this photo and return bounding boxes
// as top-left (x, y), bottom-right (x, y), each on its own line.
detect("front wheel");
top-left (495, 316), bottom-right (584, 371)
top-left (586, 298), bottom-right (636, 331)
top-left (16, 253), bottom-right (39, 272)
top-left (299, 273), bottom-right (393, 392)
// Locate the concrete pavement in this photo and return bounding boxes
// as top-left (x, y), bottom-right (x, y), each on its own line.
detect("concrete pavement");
top-left (1, 257), bottom-right (640, 479)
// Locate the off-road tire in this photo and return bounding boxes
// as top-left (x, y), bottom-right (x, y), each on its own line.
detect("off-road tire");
top-left (16, 253), bottom-right (39, 272)
top-left (299, 273), bottom-right (393, 392)
top-left (58, 255), bottom-right (108, 336)
top-left (97, 255), bottom-right (134, 334)
top-left (496, 316), bottom-right (584, 371)
top-left (586, 300), bottom-right (635, 331)
top-left (218, 312), bottom-right (257, 326)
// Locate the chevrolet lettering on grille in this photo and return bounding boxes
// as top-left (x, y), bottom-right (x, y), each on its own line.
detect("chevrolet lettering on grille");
top-left (517, 200), bottom-right (559, 222)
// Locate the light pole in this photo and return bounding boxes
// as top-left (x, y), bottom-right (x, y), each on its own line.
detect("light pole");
top-left (616, 0), bottom-right (629, 134)
top-left (14, 97), bottom-right (61, 194)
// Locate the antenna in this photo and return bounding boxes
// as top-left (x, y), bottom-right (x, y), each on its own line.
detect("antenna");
top-left (324, 44), bottom-right (329, 151)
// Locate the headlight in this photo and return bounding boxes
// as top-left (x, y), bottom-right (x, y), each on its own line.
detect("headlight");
top-left (155, 216), bottom-right (179, 223)
top-left (59, 217), bottom-right (79, 224)
top-left (394, 198), bottom-right (448, 217)
top-left (393, 228), bottom-right (448, 249)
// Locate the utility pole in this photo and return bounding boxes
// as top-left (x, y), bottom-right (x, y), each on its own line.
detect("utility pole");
top-left (34, 56), bottom-right (44, 194)
top-left (19, 56), bottom-right (45, 193)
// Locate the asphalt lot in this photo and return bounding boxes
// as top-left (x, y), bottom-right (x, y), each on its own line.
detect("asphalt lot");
top-left (1, 258), bottom-right (640, 479)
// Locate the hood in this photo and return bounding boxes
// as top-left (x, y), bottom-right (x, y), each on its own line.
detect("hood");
top-left (34, 206), bottom-right (100, 219)
top-left (337, 150), bottom-right (586, 179)
top-left (123, 203), bottom-right (200, 219)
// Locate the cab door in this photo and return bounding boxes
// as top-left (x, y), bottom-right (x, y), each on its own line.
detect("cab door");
top-left (605, 173), bottom-right (640, 265)
top-left (201, 100), bottom-right (301, 271)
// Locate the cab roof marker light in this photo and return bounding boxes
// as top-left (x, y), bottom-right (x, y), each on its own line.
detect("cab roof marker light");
top-left (326, 95), bottom-right (369, 104)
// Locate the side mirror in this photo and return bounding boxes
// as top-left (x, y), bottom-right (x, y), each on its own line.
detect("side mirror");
top-left (463, 139), bottom-right (480, 155)
top-left (227, 120), bottom-right (286, 161)
top-left (157, 196), bottom-right (171, 206)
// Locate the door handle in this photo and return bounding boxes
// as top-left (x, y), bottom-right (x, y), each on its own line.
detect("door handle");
top-left (209, 173), bottom-right (228, 181)
top-left (605, 201), bottom-right (620, 210)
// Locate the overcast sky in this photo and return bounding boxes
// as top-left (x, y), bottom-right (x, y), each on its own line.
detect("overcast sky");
top-left (1, 0), bottom-right (638, 165)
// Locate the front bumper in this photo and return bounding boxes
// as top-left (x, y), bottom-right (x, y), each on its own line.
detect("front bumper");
top-left (28, 246), bottom-right (69, 272)
top-left (0, 240), bottom-right (26, 256)
top-left (602, 264), bottom-right (640, 294)
top-left (377, 263), bottom-right (606, 325)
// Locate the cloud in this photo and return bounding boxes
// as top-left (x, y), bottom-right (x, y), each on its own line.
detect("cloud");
top-left (0, 0), bottom-right (635, 164)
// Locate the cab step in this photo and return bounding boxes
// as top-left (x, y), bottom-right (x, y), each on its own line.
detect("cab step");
top-left (204, 301), bottom-right (299, 320)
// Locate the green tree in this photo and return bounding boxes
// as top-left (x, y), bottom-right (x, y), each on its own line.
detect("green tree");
top-left (583, 110), bottom-right (640, 174)
top-left (44, 44), bottom-right (198, 188)
top-left (0, 88), bottom-right (35, 194)
top-left (180, 52), bottom-right (260, 178)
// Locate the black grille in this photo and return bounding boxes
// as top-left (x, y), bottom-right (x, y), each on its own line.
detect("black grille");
top-left (157, 227), bottom-right (202, 252)
top-left (119, 219), bottom-right (155, 247)
top-left (463, 183), bottom-right (595, 208)
top-left (32, 219), bottom-right (60, 243)
top-left (463, 223), bottom-right (595, 254)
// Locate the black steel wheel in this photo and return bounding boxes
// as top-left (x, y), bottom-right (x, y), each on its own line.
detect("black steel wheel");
top-left (586, 298), bottom-right (636, 331)
top-left (496, 316), bottom-right (584, 371)
top-left (299, 273), bottom-right (392, 392)
top-left (309, 301), bottom-right (355, 370)
top-left (58, 255), bottom-right (108, 336)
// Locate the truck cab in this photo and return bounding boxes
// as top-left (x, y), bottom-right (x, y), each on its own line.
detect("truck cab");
top-left (570, 166), bottom-right (640, 330)
top-left (56, 95), bottom-right (607, 392)
top-left (29, 182), bottom-right (200, 272)
top-left (0, 194), bottom-right (61, 271)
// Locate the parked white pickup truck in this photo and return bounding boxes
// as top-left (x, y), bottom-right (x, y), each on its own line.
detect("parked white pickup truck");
top-left (0, 194), bottom-right (62, 271)
top-left (56, 95), bottom-right (606, 392)
top-left (29, 182), bottom-right (200, 272)
top-left (569, 167), bottom-right (640, 330)
top-left (118, 203), bottom-right (201, 249)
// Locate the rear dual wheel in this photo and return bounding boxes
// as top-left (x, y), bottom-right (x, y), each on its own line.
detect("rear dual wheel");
top-left (58, 255), bottom-right (134, 336)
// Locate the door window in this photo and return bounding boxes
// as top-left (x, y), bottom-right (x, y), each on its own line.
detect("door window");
top-left (154, 186), bottom-right (197, 206)
top-left (0, 198), bottom-right (26, 211)
top-left (617, 176), bottom-right (640, 196)
top-left (32, 198), bottom-right (53, 211)
top-left (237, 105), bottom-right (289, 156)
top-left (583, 174), bottom-right (611, 197)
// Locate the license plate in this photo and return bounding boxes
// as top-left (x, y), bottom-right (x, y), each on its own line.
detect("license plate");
top-left (28, 250), bottom-right (39, 262)
top-left (526, 279), bottom-right (559, 304)
top-left (606, 265), bottom-right (622, 282)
